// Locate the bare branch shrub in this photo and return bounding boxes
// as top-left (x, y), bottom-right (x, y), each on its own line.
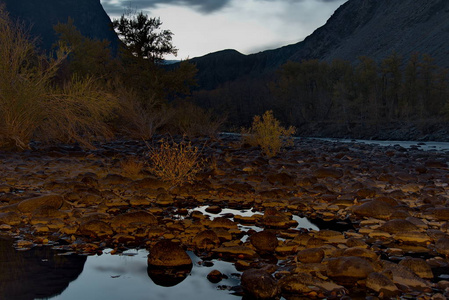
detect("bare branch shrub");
top-left (146, 139), bottom-right (204, 186)
top-left (116, 89), bottom-right (173, 140)
top-left (171, 101), bottom-right (226, 138)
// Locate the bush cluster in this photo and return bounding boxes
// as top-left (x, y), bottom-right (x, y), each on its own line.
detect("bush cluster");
top-left (242, 110), bottom-right (296, 157)
top-left (146, 139), bottom-right (204, 186)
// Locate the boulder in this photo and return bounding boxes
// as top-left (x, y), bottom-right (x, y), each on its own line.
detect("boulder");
top-left (351, 200), bottom-right (395, 220)
top-left (378, 219), bottom-right (419, 234)
top-left (366, 272), bottom-right (400, 297)
top-left (17, 194), bottom-right (63, 213)
top-left (327, 256), bottom-right (377, 283)
top-left (296, 248), bottom-right (325, 263)
top-left (381, 260), bottom-right (431, 290)
top-left (241, 269), bottom-right (279, 300)
top-left (77, 220), bottom-right (113, 237)
top-left (399, 257), bottom-right (433, 279)
top-left (250, 230), bottom-right (278, 253)
top-left (148, 240), bottom-right (192, 268)
top-left (192, 230), bottom-right (220, 251)
top-left (0, 211), bottom-right (22, 225)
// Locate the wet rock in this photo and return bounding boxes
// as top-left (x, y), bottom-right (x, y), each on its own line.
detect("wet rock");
top-left (249, 230), bottom-right (278, 253)
top-left (351, 200), bottom-right (395, 220)
top-left (313, 230), bottom-right (346, 244)
top-left (341, 247), bottom-right (378, 261)
top-left (430, 208), bottom-right (449, 221)
top-left (205, 206), bottom-right (222, 214)
top-left (148, 240), bottom-right (192, 268)
top-left (327, 256), bottom-right (377, 283)
top-left (31, 205), bottom-right (67, 219)
top-left (381, 260), bottom-right (431, 290)
top-left (241, 268), bottom-right (279, 300)
top-left (78, 220), bottom-right (113, 237)
top-left (393, 231), bottom-right (430, 244)
top-left (193, 230), bottom-right (221, 251)
top-left (378, 219), bottom-right (419, 234)
top-left (366, 272), bottom-right (400, 297)
top-left (0, 212), bottom-right (22, 225)
top-left (110, 211), bottom-right (157, 232)
top-left (279, 273), bottom-right (314, 294)
top-left (155, 192), bottom-right (174, 206)
top-left (399, 257), bottom-right (433, 279)
top-left (262, 208), bottom-right (293, 229)
top-left (209, 217), bottom-right (238, 229)
top-left (212, 246), bottom-right (258, 259)
top-left (207, 269), bottom-right (227, 283)
top-left (17, 194), bottom-right (63, 213)
top-left (296, 247), bottom-right (325, 263)
top-left (435, 237), bottom-right (449, 256)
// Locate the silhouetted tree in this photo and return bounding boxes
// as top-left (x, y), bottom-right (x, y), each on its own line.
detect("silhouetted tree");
top-left (113, 12), bottom-right (177, 63)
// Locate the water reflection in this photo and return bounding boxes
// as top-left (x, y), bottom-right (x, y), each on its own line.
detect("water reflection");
top-left (41, 249), bottom-right (240, 300)
top-left (147, 264), bottom-right (193, 287)
top-left (0, 237), bottom-right (86, 300)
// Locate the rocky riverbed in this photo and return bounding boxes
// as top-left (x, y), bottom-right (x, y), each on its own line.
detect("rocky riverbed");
top-left (1, 135), bottom-right (449, 299)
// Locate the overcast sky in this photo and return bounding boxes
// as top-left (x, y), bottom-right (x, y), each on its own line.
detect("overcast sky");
top-left (100, 0), bottom-right (347, 60)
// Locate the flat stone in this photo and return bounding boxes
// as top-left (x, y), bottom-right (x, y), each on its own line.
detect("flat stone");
top-left (17, 194), bottom-right (63, 213)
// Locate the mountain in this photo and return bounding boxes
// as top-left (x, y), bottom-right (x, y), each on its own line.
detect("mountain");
top-left (1, 0), bottom-right (119, 52)
top-left (190, 0), bottom-right (449, 90)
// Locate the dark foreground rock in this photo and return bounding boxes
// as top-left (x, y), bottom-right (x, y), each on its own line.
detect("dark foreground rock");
top-left (1, 135), bottom-right (449, 298)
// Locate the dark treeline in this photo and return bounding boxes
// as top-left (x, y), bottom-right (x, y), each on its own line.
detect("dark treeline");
top-left (191, 52), bottom-right (449, 136)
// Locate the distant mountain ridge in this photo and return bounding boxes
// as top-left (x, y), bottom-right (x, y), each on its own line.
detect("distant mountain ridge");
top-left (1, 0), bottom-right (119, 52)
top-left (190, 0), bottom-right (449, 89)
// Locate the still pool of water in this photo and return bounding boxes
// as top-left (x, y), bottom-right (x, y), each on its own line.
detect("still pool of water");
top-left (0, 210), bottom-right (325, 300)
top-left (0, 237), bottom-right (241, 300)
top-left (45, 250), bottom-right (240, 300)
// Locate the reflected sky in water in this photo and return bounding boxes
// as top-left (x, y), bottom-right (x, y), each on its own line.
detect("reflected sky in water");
top-left (45, 250), bottom-right (240, 300)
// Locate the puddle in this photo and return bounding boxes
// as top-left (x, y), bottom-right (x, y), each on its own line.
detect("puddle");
top-left (0, 208), bottom-right (352, 300)
top-left (0, 236), bottom-right (240, 300)
top-left (44, 250), bottom-right (240, 300)
top-left (191, 205), bottom-right (320, 232)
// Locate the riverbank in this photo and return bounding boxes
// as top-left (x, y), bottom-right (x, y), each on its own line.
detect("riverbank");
top-left (1, 135), bottom-right (449, 299)
top-left (297, 121), bottom-right (449, 142)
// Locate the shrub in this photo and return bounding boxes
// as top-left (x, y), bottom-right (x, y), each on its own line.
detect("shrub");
top-left (170, 101), bottom-right (226, 138)
top-left (146, 139), bottom-right (204, 186)
top-left (0, 6), bottom-right (62, 149)
top-left (242, 110), bottom-right (296, 157)
top-left (0, 6), bottom-right (117, 150)
top-left (116, 88), bottom-right (173, 140)
top-left (121, 157), bottom-right (144, 178)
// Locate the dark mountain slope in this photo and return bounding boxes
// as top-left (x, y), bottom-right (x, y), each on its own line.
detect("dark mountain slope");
top-left (190, 0), bottom-right (449, 90)
top-left (297, 0), bottom-right (449, 65)
top-left (1, 0), bottom-right (119, 52)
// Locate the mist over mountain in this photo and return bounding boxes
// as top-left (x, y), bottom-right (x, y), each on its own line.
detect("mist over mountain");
top-left (190, 0), bottom-right (449, 90)
top-left (1, 0), bottom-right (118, 52)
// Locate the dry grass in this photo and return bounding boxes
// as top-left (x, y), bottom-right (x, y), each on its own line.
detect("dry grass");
top-left (146, 138), bottom-right (204, 186)
top-left (116, 88), bottom-right (173, 140)
top-left (171, 101), bottom-right (226, 138)
top-left (40, 76), bottom-right (118, 148)
top-left (121, 157), bottom-right (144, 178)
top-left (242, 110), bottom-right (296, 157)
top-left (0, 6), bottom-right (117, 150)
